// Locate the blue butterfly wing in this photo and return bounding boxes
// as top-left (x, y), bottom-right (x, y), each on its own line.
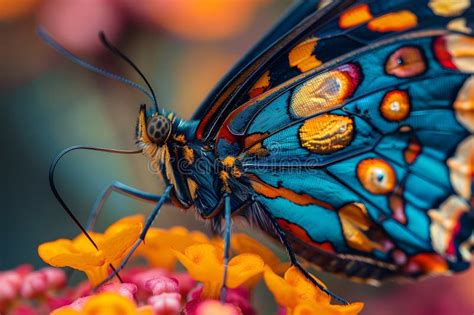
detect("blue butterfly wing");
top-left (215, 30), bottom-right (474, 281)
top-left (195, 0), bottom-right (474, 142)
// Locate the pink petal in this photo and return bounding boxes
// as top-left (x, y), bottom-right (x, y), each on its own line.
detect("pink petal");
top-left (148, 292), bottom-right (181, 315)
top-left (146, 276), bottom-right (179, 295)
top-left (40, 267), bottom-right (66, 290)
top-left (172, 273), bottom-right (196, 296)
top-left (20, 272), bottom-right (48, 298)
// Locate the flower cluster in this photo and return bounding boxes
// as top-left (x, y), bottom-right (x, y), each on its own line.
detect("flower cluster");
top-left (2, 216), bottom-right (364, 314)
top-left (0, 264), bottom-right (69, 314)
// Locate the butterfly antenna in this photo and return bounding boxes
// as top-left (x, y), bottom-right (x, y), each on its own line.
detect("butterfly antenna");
top-left (36, 27), bottom-right (156, 107)
top-left (49, 146), bottom-right (141, 248)
top-left (99, 32), bottom-right (159, 112)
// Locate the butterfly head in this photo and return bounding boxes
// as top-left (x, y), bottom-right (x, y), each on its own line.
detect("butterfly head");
top-left (145, 112), bottom-right (172, 145)
top-left (136, 104), bottom-right (173, 152)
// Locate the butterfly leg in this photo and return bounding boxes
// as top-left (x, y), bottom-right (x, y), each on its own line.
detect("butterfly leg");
top-left (267, 212), bottom-right (349, 305)
top-left (220, 193), bottom-right (232, 303)
top-left (95, 185), bottom-right (173, 288)
top-left (86, 181), bottom-right (164, 231)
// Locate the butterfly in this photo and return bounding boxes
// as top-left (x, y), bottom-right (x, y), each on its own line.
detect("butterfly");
top-left (40, 0), bottom-right (474, 303)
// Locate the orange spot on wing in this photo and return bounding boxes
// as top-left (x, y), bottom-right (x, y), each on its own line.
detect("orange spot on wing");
top-left (290, 64), bottom-right (361, 118)
top-left (248, 174), bottom-right (334, 210)
top-left (276, 218), bottom-right (335, 253)
top-left (288, 38), bottom-right (322, 72)
top-left (385, 46), bottom-right (426, 78)
top-left (380, 90), bottom-right (411, 121)
top-left (404, 135), bottom-right (421, 164)
top-left (248, 71), bottom-right (271, 98)
top-left (406, 253), bottom-right (448, 274)
top-left (368, 11), bottom-right (418, 33)
top-left (357, 158), bottom-right (397, 195)
top-left (339, 4), bottom-right (373, 29)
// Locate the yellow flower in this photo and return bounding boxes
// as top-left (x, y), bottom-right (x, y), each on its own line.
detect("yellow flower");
top-left (231, 233), bottom-right (290, 289)
top-left (38, 216), bottom-right (143, 286)
top-left (135, 226), bottom-right (209, 271)
top-left (52, 292), bottom-right (153, 315)
top-left (293, 303), bottom-right (365, 315)
top-left (173, 243), bottom-right (264, 299)
top-left (231, 233), bottom-right (290, 274)
top-left (263, 266), bottom-right (364, 315)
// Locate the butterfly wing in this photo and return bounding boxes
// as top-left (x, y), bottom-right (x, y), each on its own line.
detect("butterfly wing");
top-left (195, 0), bottom-right (474, 142)
top-left (213, 30), bottom-right (474, 281)
top-left (194, 0), bottom-right (359, 140)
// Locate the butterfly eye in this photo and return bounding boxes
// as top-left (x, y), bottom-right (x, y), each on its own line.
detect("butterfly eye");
top-left (147, 115), bottom-right (171, 145)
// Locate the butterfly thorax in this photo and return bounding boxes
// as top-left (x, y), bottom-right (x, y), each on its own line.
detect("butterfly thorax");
top-left (136, 105), bottom-right (248, 218)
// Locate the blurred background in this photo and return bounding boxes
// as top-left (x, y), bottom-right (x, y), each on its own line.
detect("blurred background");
top-left (0, 0), bottom-right (472, 314)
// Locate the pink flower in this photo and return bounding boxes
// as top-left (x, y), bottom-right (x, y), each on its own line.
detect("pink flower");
top-left (20, 271), bottom-right (48, 298)
top-left (15, 264), bottom-right (33, 276)
top-left (130, 268), bottom-right (170, 293)
top-left (148, 292), bottom-right (181, 315)
top-left (172, 273), bottom-right (196, 296)
top-left (145, 276), bottom-right (182, 314)
top-left (41, 267), bottom-right (66, 290)
top-left (10, 304), bottom-right (38, 315)
top-left (146, 276), bottom-right (179, 295)
top-left (225, 287), bottom-right (255, 315)
top-left (67, 296), bottom-right (90, 311)
top-left (47, 296), bottom-right (72, 311)
top-left (0, 271), bottom-right (22, 301)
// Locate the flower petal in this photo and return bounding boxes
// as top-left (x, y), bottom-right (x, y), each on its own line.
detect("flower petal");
top-left (173, 244), bottom-right (223, 283)
top-left (231, 233), bottom-right (289, 274)
top-left (136, 227), bottom-right (210, 270)
top-left (263, 266), bottom-right (298, 308)
top-left (293, 302), bottom-right (364, 315)
top-left (101, 219), bottom-right (142, 263)
top-left (82, 292), bottom-right (138, 315)
top-left (51, 307), bottom-right (81, 315)
top-left (38, 240), bottom-right (104, 271)
top-left (284, 267), bottom-right (330, 305)
top-left (106, 215), bottom-right (145, 234)
top-left (227, 254), bottom-right (265, 288)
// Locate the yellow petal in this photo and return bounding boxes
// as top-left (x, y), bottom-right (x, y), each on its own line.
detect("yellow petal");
top-left (173, 243), bottom-right (264, 299)
top-left (51, 307), bottom-right (81, 315)
top-left (137, 306), bottom-right (154, 315)
top-left (173, 244), bottom-right (223, 283)
top-left (38, 239), bottom-right (104, 271)
top-left (106, 215), bottom-right (145, 234)
top-left (83, 292), bottom-right (138, 315)
top-left (84, 266), bottom-right (111, 288)
top-left (227, 253), bottom-right (265, 288)
top-left (136, 228), bottom-right (178, 270)
top-left (263, 266), bottom-right (298, 308)
top-left (71, 232), bottom-right (104, 253)
top-left (284, 267), bottom-right (330, 305)
top-left (137, 226), bottom-right (210, 270)
top-left (294, 302), bottom-right (364, 315)
top-left (231, 233), bottom-right (289, 273)
top-left (101, 220), bottom-right (142, 264)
